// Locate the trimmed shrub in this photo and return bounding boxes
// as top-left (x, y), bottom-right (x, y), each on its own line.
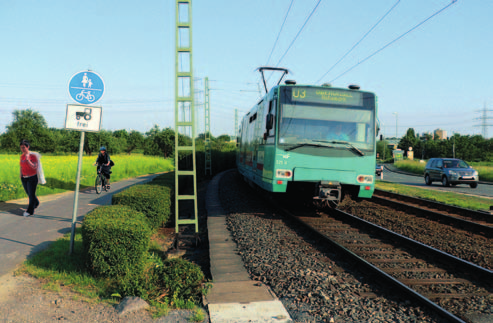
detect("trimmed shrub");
top-left (116, 252), bottom-right (165, 299)
top-left (112, 184), bottom-right (172, 230)
top-left (148, 172), bottom-right (174, 189)
top-left (195, 149), bottom-right (236, 180)
top-left (81, 205), bottom-right (152, 278)
top-left (157, 258), bottom-right (205, 304)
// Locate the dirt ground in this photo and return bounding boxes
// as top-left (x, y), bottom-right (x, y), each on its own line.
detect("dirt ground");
top-left (0, 273), bottom-right (208, 323)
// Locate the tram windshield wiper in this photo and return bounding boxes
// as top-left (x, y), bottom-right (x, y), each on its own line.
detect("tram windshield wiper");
top-left (313, 140), bottom-right (365, 156)
top-left (284, 142), bottom-right (334, 151)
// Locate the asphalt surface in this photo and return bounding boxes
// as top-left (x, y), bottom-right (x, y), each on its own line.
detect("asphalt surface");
top-left (378, 164), bottom-right (493, 199)
top-left (0, 173), bottom-right (160, 278)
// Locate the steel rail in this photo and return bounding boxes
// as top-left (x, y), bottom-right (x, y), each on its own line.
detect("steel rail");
top-left (276, 205), bottom-right (468, 323)
top-left (375, 189), bottom-right (493, 224)
top-left (372, 192), bottom-right (493, 238)
top-left (329, 207), bottom-right (493, 281)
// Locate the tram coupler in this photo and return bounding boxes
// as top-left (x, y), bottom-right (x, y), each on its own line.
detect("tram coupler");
top-left (313, 181), bottom-right (341, 202)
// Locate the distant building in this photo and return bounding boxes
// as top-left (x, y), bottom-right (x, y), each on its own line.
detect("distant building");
top-left (420, 131), bottom-right (434, 140)
top-left (434, 129), bottom-right (447, 140)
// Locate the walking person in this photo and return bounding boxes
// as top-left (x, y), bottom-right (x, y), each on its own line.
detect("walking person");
top-left (93, 146), bottom-right (112, 190)
top-left (19, 139), bottom-right (43, 217)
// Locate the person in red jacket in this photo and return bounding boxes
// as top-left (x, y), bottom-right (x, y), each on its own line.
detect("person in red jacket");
top-left (19, 139), bottom-right (39, 217)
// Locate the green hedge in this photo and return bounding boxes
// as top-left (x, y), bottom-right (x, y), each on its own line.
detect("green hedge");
top-left (157, 258), bottom-right (205, 304)
top-left (112, 184), bottom-right (172, 230)
top-left (194, 150), bottom-right (236, 180)
top-left (81, 205), bottom-right (152, 278)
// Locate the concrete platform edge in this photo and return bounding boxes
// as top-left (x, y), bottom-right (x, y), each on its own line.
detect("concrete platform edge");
top-left (205, 169), bottom-right (292, 322)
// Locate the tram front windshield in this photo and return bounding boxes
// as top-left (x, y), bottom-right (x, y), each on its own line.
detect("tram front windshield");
top-left (278, 87), bottom-right (376, 154)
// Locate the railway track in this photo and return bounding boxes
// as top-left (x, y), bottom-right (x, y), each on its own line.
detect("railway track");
top-left (277, 203), bottom-right (493, 323)
top-left (373, 189), bottom-right (493, 237)
top-left (337, 194), bottom-right (491, 270)
top-left (221, 171), bottom-right (493, 322)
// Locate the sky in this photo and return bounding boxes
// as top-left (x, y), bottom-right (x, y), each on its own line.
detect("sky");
top-left (1, 0), bottom-right (492, 139)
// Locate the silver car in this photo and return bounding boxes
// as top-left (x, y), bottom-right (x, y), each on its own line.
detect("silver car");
top-left (424, 158), bottom-right (479, 188)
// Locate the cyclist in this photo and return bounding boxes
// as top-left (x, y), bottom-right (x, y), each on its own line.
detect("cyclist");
top-left (93, 146), bottom-right (112, 190)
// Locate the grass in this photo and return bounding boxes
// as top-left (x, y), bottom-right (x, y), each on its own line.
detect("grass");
top-left (190, 308), bottom-right (206, 322)
top-left (0, 153), bottom-right (174, 202)
top-left (17, 226), bottom-right (205, 318)
top-left (375, 181), bottom-right (493, 211)
top-left (18, 229), bottom-right (120, 304)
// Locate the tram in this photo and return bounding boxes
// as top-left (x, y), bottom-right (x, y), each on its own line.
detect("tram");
top-left (236, 67), bottom-right (379, 206)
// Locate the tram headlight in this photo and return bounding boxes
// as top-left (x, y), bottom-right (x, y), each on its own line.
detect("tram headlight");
top-left (276, 169), bottom-right (292, 178)
top-left (357, 175), bottom-right (373, 184)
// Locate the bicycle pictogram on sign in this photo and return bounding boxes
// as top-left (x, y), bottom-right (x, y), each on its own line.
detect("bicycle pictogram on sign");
top-left (76, 90), bottom-right (95, 102)
top-left (68, 70), bottom-right (105, 105)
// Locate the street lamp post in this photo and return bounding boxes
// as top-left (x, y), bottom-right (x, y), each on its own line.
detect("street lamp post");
top-left (453, 132), bottom-right (455, 158)
top-left (392, 112), bottom-right (398, 139)
top-left (422, 139), bottom-right (426, 160)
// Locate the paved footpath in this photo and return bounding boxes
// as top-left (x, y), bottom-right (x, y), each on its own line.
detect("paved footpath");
top-left (0, 173), bottom-right (160, 278)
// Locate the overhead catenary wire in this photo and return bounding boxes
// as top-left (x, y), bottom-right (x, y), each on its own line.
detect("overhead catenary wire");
top-left (329, 0), bottom-right (458, 83)
top-left (274, 0), bottom-right (322, 67)
top-left (316, 0), bottom-right (400, 84)
top-left (265, 0), bottom-right (295, 66)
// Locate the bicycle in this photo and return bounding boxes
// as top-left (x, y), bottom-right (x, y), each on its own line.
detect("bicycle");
top-left (95, 164), bottom-right (108, 194)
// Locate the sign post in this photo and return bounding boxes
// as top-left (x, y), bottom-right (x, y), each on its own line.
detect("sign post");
top-left (70, 131), bottom-right (85, 254)
top-left (66, 70), bottom-right (104, 255)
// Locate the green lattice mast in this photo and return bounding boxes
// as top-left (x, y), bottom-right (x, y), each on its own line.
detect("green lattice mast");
top-left (234, 108), bottom-right (238, 141)
top-left (204, 77), bottom-right (211, 176)
top-left (174, 0), bottom-right (198, 244)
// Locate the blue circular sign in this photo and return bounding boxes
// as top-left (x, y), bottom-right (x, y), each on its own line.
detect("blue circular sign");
top-left (68, 70), bottom-right (105, 105)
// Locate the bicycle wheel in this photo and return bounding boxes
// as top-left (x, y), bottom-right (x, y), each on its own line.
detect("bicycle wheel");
top-left (95, 175), bottom-right (103, 194)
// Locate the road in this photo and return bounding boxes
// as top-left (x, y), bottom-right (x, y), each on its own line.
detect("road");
top-left (0, 173), bottom-right (161, 278)
top-left (377, 165), bottom-right (493, 199)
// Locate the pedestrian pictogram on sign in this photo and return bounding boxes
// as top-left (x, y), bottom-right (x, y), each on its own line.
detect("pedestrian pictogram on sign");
top-left (68, 70), bottom-right (105, 105)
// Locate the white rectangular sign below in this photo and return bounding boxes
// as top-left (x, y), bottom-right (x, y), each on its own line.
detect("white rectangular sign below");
top-left (65, 104), bottom-right (102, 132)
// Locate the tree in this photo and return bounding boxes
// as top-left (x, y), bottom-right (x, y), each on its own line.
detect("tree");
top-left (398, 128), bottom-right (419, 156)
top-left (113, 129), bottom-right (129, 140)
top-left (144, 125), bottom-right (175, 157)
top-left (216, 134), bottom-right (231, 142)
top-left (126, 130), bottom-right (144, 154)
top-left (197, 132), bottom-right (215, 141)
top-left (376, 139), bottom-right (392, 161)
top-left (1, 109), bottom-right (52, 152)
top-left (156, 128), bottom-right (175, 158)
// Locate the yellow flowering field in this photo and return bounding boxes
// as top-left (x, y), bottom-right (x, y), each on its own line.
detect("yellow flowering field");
top-left (0, 154), bottom-right (174, 202)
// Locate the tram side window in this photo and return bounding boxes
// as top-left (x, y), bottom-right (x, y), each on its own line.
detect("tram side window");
top-left (267, 100), bottom-right (276, 137)
top-left (248, 115), bottom-right (255, 144)
top-left (241, 119), bottom-right (248, 147)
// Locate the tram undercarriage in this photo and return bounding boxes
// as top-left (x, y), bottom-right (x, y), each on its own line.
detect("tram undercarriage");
top-left (286, 181), bottom-right (360, 208)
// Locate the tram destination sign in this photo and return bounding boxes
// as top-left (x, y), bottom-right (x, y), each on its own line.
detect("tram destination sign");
top-left (290, 87), bottom-right (363, 106)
